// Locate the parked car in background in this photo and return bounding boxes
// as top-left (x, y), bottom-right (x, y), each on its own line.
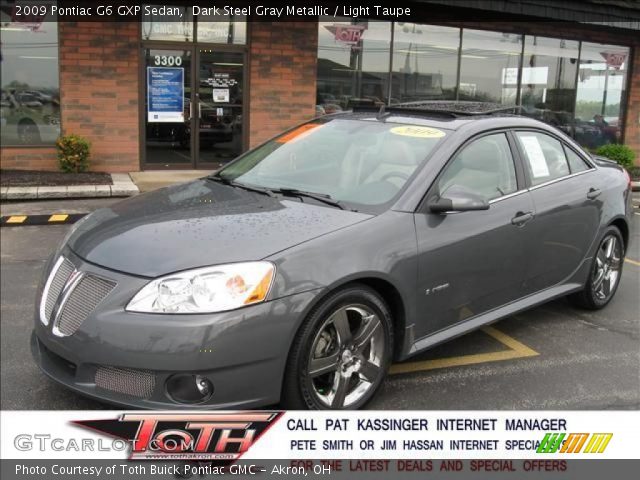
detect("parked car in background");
top-left (0, 89), bottom-right (60, 145)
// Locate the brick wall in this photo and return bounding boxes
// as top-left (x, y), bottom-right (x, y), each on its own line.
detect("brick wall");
top-left (58, 21), bottom-right (140, 172)
top-left (248, 22), bottom-right (318, 147)
top-left (625, 46), bottom-right (640, 163)
top-left (0, 148), bottom-right (57, 170)
top-left (1, 22), bottom-right (140, 172)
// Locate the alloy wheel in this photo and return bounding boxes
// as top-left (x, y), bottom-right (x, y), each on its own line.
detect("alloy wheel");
top-left (592, 235), bottom-right (622, 302)
top-left (306, 305), bottom-right (385, 408)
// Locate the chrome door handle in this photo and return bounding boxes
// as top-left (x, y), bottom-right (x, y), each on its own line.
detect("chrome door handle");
top-left (511, 211), bottom-right (533, 226)
top-left (587, 188), bottom-right (601, 200)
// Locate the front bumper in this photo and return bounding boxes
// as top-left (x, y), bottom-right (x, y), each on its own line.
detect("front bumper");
top-left (31, 249), bottom-right (321, 409)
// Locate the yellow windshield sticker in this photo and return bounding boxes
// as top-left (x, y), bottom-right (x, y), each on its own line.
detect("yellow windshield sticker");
top-left (390, 126), bottom-right (446, 138)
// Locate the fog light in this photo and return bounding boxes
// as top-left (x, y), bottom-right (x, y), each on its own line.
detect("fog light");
top-left (166, 374), bottom-right (213, 404)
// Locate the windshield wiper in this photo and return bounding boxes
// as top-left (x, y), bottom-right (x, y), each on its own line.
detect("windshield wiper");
top-left (207, 176), bottom-right (275, 197)
top-left (274, 188), bottom-right (344, 210)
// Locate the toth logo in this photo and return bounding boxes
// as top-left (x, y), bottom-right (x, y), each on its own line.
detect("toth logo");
top-left (74, 412), bottom-right (282, 460)
top-left (537, 433), bottom-right (613, 454)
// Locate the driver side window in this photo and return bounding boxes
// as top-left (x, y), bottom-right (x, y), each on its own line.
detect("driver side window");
top-left (438, 133), bottom-right (517, 201)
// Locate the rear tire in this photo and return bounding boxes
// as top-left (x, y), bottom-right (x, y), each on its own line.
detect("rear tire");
top-left (282, 285), bottom-right (393, 410)
top-left (570, 226), bottom-right (624, 310)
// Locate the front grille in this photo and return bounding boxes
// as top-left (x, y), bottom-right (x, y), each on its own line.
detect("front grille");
top-left (54, 275), bottom-right (116, 336)
top-left (95, 366), bottom-right (156, 399)
top-left (44, 258), bottom-right (75, 323)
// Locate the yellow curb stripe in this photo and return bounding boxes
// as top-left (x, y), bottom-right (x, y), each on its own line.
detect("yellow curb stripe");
top-left (389, 327), bottom-right (539, 375)
top-left (624, 258), bottom-right (640, 267)
top-left (48, 214), bottom-right (69, 222)
top-left (6, 215), bottom-right (27, 224)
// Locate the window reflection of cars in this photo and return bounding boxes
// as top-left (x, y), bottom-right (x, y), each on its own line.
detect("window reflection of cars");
top-left (198, 99), bottom-right (234, 146)
top-left (0, 89), bottom-right (60, 145)
top-left (321, 103), bottom-right (342, 115)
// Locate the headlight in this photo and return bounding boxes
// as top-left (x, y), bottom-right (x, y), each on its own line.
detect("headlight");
top-left (126, 262), bottom-right (275, 314)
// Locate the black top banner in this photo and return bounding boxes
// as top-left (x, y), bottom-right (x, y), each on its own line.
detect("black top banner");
top-left (4, 0), bottom-right (640, 24)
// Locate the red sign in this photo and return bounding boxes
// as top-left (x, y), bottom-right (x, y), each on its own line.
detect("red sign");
top-left (334, 25), bottom-right (366, 45)
top-left (600, 52), bottom-right (627, 70)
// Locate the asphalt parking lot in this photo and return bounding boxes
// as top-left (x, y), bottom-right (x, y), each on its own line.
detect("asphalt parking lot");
top-left (1, 197), bottom-right (638, 410)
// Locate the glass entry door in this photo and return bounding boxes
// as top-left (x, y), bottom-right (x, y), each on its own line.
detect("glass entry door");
top-left (144, 48), bottom-right (193, 167)
top-left (196, 50), bottom-right (244, 167)
top-left (143, 47), bottom-right (245, 169)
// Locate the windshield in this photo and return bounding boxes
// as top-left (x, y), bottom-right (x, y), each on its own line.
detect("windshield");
top-left (216, 118), bottom-right (448, 210)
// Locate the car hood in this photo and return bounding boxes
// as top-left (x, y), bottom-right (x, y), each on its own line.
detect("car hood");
top-left (68, 179), bottom-right (371, 277)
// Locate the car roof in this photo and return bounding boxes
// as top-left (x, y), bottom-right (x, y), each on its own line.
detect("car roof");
top-left (332, 101), bottom-right (558, 132)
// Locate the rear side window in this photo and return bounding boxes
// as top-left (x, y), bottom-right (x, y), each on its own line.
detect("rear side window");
top-left (564, 146), bottom-right (591, 173)
top-left (438, 133), bottom-right (517, 201)
top-left (515, 132), bottom-right (570, 186)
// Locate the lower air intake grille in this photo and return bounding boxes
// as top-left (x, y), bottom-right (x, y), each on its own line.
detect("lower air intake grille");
top-left (55, 275), bottom-right (116, 336)
top-left (44, 258), bottom-right (75, 322)
top-left (95, 366), bottom-right (156, 399)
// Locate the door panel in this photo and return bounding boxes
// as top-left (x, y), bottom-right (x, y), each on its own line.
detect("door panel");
top-left (414, 132), bottom-right (531, 338)
top-left (512, 131), bottom-right (602, 293)
top-left (523, 172), bottom-right (601, 293)
top-left (414, 193), bottom-right (534, 337)
top-left (197, 50), bottom-right (244, 167)
top-left (143, 48), bottom-right (193, 167)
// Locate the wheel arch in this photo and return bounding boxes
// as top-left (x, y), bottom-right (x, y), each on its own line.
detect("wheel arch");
top-left (290, 275), bottom-right (408, 362)
top-left (609, 217), bottom-right (629, 254)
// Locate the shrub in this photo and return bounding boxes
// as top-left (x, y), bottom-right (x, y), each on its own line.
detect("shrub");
top-left (56, 134), bottom-right (91, 173)
top-left (595, 143), bottom-right (636, 170)
top-left (627, 166), bottom-right (640, 181)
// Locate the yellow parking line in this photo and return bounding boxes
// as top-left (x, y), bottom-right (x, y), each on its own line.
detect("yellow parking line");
top-left (390, 326), bottom-right (539, 376)
top-left (6, 216), bottom-right (27, 224)
top-left (625, 258), bottom-right (640, 267)
top-left (483, 325), bottom-right (539, 357)
top-left (48, 214), bottom-right (69, 222)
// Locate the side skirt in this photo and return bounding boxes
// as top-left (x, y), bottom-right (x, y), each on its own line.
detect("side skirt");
top-left (405, 282), bottom-right (584, 359)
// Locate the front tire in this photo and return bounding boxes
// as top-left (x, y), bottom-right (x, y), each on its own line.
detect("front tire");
top-left (282, 285), bottom-right (393, 409)
top-left (570, 226), bottom-right (624, 310)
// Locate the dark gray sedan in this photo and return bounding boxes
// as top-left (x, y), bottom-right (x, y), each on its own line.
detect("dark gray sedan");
top-left (32, 104), bottom-right (633, 409)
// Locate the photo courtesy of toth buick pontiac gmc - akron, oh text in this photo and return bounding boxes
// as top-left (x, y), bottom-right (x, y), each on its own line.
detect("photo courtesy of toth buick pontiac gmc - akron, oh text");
top-left (31, 102), bottom-right (633, 410)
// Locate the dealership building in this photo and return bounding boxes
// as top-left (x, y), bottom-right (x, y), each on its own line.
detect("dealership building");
top-left (1, 0), bottom-right (639, 172)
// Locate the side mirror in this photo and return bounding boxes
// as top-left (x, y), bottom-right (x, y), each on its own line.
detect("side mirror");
top-left (428, 185), bottom-right (490, 213)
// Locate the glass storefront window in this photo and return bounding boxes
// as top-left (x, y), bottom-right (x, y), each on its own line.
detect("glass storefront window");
top-left (520, 36), bottom-right (579, 137)
top-left (459, 29), bottom-right (522, 104)
top-left (317, 19), bottom-right (391, 113)
top-left (575, 42), bottom-right (629, 149)
top-left (142, 5), bottom-right (193, 41)
top-left (197, 15), bottom-right (246, 44)
top-left (315, 22), bottom-right (632, 148)
top-left (391, 24), bottom-right (460, 103)
top-left (1, 1), bottom-right (60, 146)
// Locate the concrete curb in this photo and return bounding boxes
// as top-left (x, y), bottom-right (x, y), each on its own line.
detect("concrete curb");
top-left (1, 173), bottom-right (139, 201)
top-left (632, 181), bottom-right (640, 192)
